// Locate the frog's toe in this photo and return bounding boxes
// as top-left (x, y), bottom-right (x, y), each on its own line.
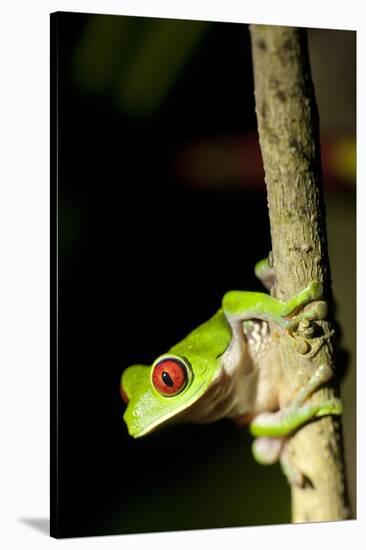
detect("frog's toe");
top-left (306, 300), bottom-right (327, 320)
top-left (252, 437), bottom-right (285, 465)
top-left (307, 281), bottom-right (323, 300)
top-left (280, 449), bottom-right (306, 487)
top-left (315, 398), bottom-right (343, 417)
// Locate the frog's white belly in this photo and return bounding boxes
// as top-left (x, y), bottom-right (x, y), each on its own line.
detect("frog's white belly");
top-left (182, 320), bottom-right (281, 424)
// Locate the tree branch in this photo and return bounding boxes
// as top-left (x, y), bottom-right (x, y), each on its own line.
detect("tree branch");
top-left (249, 24), bottom-right (350, 522)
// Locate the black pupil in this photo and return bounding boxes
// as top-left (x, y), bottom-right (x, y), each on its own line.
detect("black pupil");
top-left (162, 371), bottom-right (174, 387)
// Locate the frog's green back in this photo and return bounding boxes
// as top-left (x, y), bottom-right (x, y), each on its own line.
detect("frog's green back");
top-left (170, 309), bottom-right (231, 371)
top-left (121, 309), bottom-right (231, 437)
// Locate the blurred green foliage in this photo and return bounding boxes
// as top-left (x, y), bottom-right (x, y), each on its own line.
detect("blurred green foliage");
top-left (72, 16), bottom-right (210, 115)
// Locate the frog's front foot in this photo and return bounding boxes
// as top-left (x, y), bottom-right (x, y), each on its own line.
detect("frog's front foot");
top-left (289, 314), bottom-right (329, 358)
top-left (284, 300), bottom-right (328, 332)
top-left (283, 296), bottom-right (328, 358)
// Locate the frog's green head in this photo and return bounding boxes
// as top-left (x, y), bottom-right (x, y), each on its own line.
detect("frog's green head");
top-left (120, 311), bottom-right (231, 438)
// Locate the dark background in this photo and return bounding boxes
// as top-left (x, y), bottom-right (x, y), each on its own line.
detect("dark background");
top-left (51, 12), bottom-right (356, 538)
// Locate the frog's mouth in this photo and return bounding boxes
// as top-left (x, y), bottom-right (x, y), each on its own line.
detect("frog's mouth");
top-left (124, 378), bottom-right (211, 439)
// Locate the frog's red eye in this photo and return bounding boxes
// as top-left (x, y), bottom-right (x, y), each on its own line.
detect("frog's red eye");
top-left (152, 357), bottom-right (189, 397)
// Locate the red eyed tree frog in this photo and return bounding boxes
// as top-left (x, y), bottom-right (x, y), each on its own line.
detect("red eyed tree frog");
top-left (120, 258), bottom-right (342, 485)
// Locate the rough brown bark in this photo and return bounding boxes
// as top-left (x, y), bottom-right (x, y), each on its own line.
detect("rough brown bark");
top-left (249, 24), bottom-right (350, 522)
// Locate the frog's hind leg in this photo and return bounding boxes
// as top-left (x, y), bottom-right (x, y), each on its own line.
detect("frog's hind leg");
top-left (250, 364), bottom-right (343, 486)
top-left (249, 364), bottom-right (343, 439)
